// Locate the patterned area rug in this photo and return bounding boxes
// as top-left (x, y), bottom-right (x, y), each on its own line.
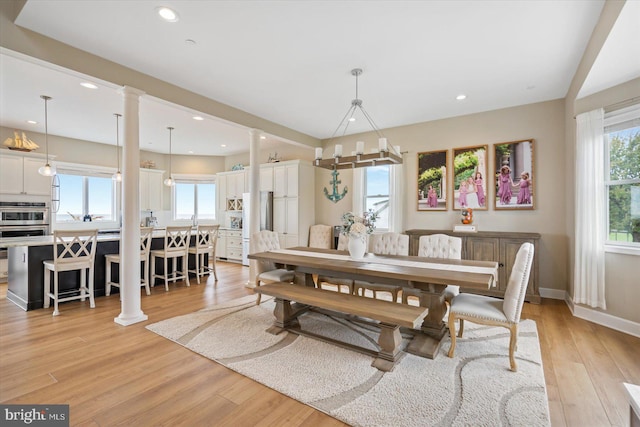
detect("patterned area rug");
top-left (147, 295), bottom-right (550, 427)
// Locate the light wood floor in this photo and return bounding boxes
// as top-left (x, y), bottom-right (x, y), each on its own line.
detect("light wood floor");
top-left (0, 263), bottom-right (638, 426)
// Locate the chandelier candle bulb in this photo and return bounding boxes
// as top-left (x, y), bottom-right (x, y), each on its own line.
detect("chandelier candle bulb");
top-left (356, 141), bottom-right (364, 154)
top-left (334, 144), bottom-right (342, 158)
top-left (315, 147), bottom-right (323, 160)
top-left (378, 138), bottom-right (388, 152)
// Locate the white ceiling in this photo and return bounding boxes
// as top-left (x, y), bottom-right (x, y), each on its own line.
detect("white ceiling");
top-left (1, 0), bottom-right (637, 156)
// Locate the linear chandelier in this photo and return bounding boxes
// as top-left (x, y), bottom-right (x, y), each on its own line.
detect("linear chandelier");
top-left (314, 68), bottom-right (402, 170)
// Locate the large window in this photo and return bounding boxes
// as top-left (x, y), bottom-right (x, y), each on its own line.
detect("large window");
top-left (56, 173), bottom-right (115, 222)
top-left (604, 104), bottom-right (640, 247)
top-left (173, 181), bottom-right (216, 221)
top-left (364, 165), bottom-right (390, 230)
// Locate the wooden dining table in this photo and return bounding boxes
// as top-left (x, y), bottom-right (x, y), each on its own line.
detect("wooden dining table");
top-left (249, 246), bottom-right (499, 359)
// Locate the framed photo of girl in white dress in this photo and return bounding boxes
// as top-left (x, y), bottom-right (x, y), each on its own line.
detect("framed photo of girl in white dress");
top-left (417, 150), bottom-right (448, 211)
top-left (494, 139), bottom-right (535, 210)
top-left (453, 145), bottom-right (488, 210)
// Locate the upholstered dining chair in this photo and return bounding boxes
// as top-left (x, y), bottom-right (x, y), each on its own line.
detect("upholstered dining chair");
top-left (43, 229), bottom-right (98, 316)
top-left (252, 230), bottom-right (295, 304)
top-left (308, 224), bottom-right (333, 249)
top-left (105, 226), bottom-right (153, 297)
top-left (447, 242), bottom-right (534, 372)
top-left (353, 232), bottom-right (408, 302)
top-left (150, 225), bottom-right (191, 291)
top-left (403, 234), bottom-right (463, 306)
top-left (188, 224), bottom-right (220, 284)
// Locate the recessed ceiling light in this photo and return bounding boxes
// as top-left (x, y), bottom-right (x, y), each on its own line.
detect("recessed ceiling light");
top-left (188, 150), bottom-right (194, 154)
top-left (456, 94), bottom-right (467, 100)
top-left (157, 7), bottom-right (179, 22)
top-left (348, 117), bottom-right (356, 122)
top-left (221, 144), bottom-right (227, 148)
top-left (26, 120), bottom-right (37, 125)
top-left (80, 82), bottom-right (98, 89)
top-left (192, 116), bottom-right (204, 121)
top-left (260, 135), bottom-right (266, 140)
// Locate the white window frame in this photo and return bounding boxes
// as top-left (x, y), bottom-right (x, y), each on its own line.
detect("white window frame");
top-left (171, 174), bottom-right (217, 223)
top-left (603, 103), bottom-right (640, 255)
top-left (353, 164), bottom-right (403, 233)
top-left (52, 161), bottom-right (119, 230)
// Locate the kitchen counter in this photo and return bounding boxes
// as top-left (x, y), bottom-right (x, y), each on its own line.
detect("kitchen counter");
top-left (4, 229), bottom-right (213, 311)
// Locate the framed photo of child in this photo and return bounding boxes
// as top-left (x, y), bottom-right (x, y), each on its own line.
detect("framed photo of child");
top-left (417, 150), bottom-right (448, 211)
top-left (494, 139), bottom-right (535, 210)
top-left (453, 145), bottom-right (488, 210)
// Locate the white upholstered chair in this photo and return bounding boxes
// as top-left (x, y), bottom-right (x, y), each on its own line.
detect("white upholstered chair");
top-left (105, 226), bottom-right (153, 297)
top-left (308, 224), bottom-right (333, 249)
top-left (252, 230), bottom-right (295, 304)
top-left (188, 224), bottom-right (220, 284)
top-left (150, 226), bottom-right (191, 291)
top-left (403, 234), bottom-right (463, 305)
top-left (447, 242), bottom-right (534, 372)
top-left (353, 232), bottom-right (408, 301)
top-left (43, 229), bottom-right (98, 316)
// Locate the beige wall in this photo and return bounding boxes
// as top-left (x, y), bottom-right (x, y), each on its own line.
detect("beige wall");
top-left (315, 99), bottom-right (568, 293)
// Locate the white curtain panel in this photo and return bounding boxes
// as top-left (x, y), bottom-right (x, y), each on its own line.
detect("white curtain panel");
top-left (574, 108), bottom-right (606, 309)
top-left (389, 164), bottom-right (404, 233)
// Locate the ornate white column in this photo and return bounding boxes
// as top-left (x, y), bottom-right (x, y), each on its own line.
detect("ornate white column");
top-left (115, 86), bottom-right (148, 326)
top-left (247, 128), bottom-right (261, 286)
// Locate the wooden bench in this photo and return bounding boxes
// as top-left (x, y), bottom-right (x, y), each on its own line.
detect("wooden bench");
top-left (255, 282), bottom-right (429, 372)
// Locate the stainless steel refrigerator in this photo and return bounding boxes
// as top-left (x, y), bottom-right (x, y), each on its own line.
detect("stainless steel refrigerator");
top-left (241, 191), bottom-right (273, 266)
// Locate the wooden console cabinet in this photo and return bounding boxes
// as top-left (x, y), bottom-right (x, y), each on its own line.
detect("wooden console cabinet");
top-left (405, 229), bottom-right (541, 303)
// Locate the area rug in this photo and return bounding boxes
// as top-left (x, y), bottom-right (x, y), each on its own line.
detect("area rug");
top-left (146, 295), bottom-right (550, 427)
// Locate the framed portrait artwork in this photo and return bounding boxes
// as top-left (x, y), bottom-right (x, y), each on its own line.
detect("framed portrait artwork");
top-left (453, 145), bottom-right (488, 210)
top-left (417, 150), bottom-right (448, 211)
top-left (494, 139), bottom-right (535, 210)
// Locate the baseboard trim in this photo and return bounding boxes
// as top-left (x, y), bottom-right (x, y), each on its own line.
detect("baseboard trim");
top-left (539, 287), bottom-right (566, 300)
top-left (565, 295), bottom-right (640, 338)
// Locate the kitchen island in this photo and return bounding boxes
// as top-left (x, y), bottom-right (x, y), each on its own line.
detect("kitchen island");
top-left (1, 229), bottom-right (213, 311)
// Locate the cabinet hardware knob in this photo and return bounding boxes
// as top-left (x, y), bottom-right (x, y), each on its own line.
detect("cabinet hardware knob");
top-left (498, 263), bottom-right (504, 267)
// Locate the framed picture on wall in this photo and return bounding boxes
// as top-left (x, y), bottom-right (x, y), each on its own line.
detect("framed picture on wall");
top-left (417, 150), bottom-right (448, 211)
top-left (494, 139), bottom-right (535, 210)
top-left (453, 145), bottom-right (488, 210)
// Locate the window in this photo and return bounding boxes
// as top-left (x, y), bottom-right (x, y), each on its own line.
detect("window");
top-left (173, 180), bottom-right (216, 221)
top-left (364, 165), bottom-right (390, 230)
top-left (604, 104), bottom-right (640, 247)
top-left (57, 173), bottom-right (115, 222)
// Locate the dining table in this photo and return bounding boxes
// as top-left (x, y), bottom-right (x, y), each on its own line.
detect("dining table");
top-left (249, 246), bottom-right (499, 359)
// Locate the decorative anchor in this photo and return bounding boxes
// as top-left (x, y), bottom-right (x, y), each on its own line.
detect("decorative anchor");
top-left (323, 169), bottom-right (348, 203)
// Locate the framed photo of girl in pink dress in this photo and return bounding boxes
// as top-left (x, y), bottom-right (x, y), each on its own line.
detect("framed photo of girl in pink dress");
top-left (417, 150), bottom-right (448, 211)
top-left (494, 139), bottom-right (535, 210)
top-left (453, 145), bottom-right (488, 210)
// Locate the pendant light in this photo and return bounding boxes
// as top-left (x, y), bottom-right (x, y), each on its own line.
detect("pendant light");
top-left (163, 126), bottom-right (175, 186)
top-left (112, 113), bottom-right (122, 182)
top-left (38, 95), bottom-right (56, 176)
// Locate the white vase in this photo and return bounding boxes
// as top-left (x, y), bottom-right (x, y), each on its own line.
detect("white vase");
top-left (348, 233), bottom-right (367, 260)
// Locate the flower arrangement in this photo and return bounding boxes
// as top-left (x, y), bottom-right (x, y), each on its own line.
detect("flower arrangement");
top-left (341, 210), bottom-right (378, 235)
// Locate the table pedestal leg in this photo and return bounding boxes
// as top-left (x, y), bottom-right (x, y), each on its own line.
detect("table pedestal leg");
top-left (372, 323), bottom-right (403, 372)
top-left (266, 298), bottom-right (306, 335)
top-left (405, 283), bottom-right (448, 359)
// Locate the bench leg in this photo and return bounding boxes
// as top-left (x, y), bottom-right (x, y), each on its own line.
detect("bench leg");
top-left (372, 323), bottom-right (403, 372)
top-left (266, 297), bottom-right (301, 335)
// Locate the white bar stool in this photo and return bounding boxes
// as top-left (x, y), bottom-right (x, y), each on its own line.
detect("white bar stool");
top-left (188, 224), bottom-right (220, 284)
top-left (43, 229), bottom-right (98, 316)
top-left (105, 227), bottom-right (154, 297)
top-left (150, 226), bottom-right (191, 291)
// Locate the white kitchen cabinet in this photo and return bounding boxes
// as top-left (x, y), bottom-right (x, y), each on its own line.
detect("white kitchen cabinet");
top-left (226, 229), bottom-right (243, 261)
top-left (273, 163), bottom-right (299, 198)
top-left (259, 166), bottom-right (274, 191)
top-left (139, 168), bottom-right (164, 212)
top-left (225, 170), bottom-right (246, 199)
top-left (273, 194), bottom-right (299, 248)
top-left (0, 151), bottom-right (51, 196)
top-left (216, 229), bottom-right (227, 259)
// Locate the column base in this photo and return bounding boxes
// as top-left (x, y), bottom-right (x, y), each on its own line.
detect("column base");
top-left (114, 312), bottom-right (148, 326)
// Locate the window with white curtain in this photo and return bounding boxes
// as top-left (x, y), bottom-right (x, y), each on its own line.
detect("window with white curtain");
top-left (353, 164), bottom-right (404, 233)
top-left (604, 103), bottom-right (640, 248)
top-left (173, 179), bottom-right (216, 221)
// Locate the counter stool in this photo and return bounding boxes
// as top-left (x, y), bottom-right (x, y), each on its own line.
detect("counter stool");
top-left (188, 224), bottom-right (220, 284)
top-left (105, 227), bottom-right (153, 297)
top-left (150, 226), bottom-right (191, 291)
top-left (43, 229), bottom-right (98, 316)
